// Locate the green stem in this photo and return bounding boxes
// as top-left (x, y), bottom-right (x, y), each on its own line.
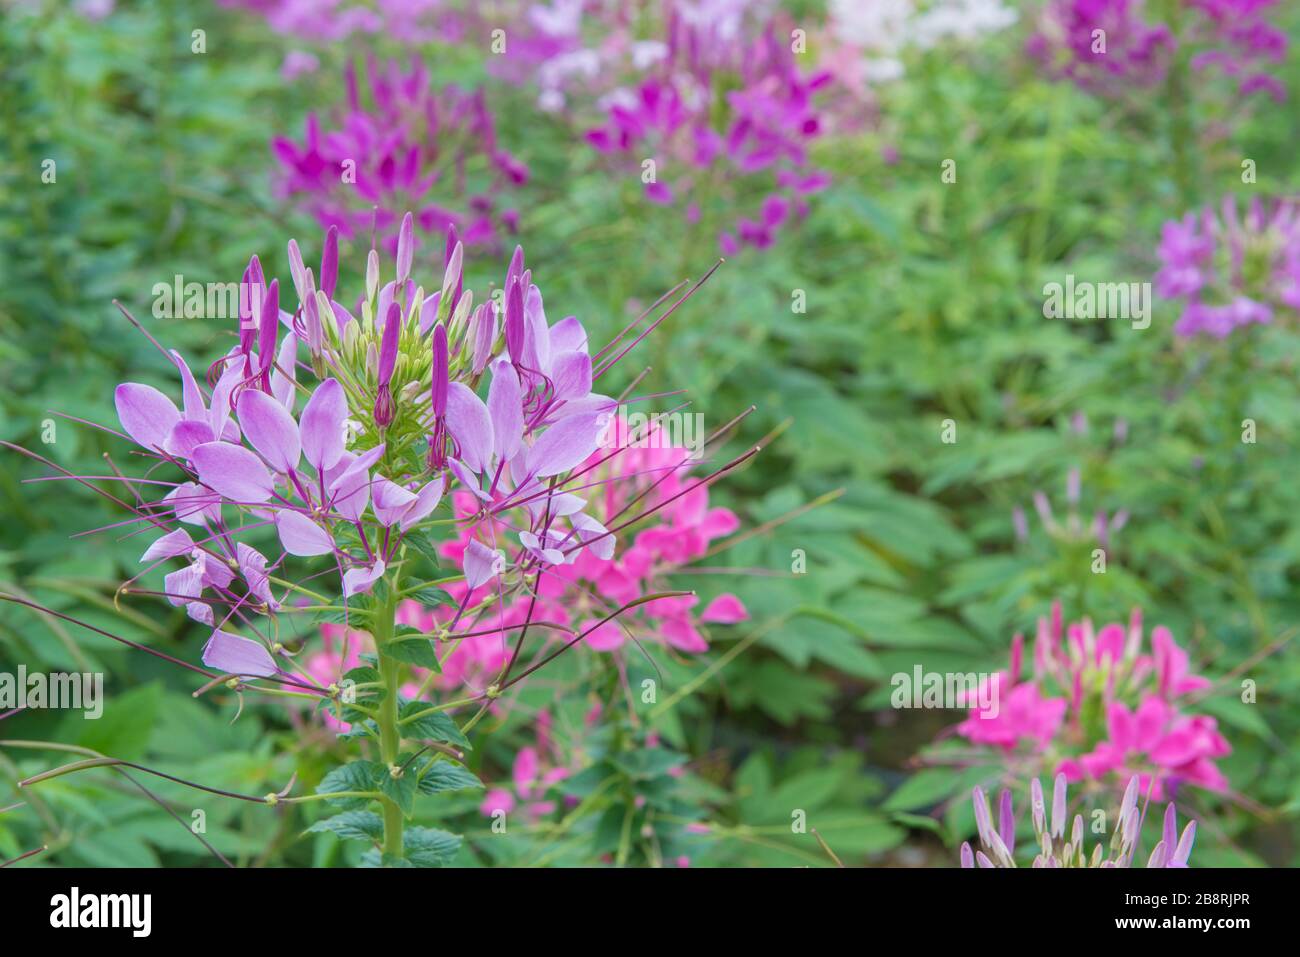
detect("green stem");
top-left (372, 578), bottom-right (405, 861)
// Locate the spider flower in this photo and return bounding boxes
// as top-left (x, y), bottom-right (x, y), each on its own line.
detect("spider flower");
top-left (273, 57), bottom-right (527, 253)
top-left (39, 210), bottom-right (751, 689)
top-left (1027, 0), bottom-right (1286, 102)
top-left (950, 603), bottom-right (1230, 801)
top-left (960, 773), bottom-right (1197, 867)
top-left (582, 5), bottom-right (833, 254)
top-left (1156, 195), bottom-right (1300, 338)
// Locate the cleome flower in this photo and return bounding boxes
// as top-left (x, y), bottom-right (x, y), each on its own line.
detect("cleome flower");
top-left (1156, 195), bottom-right (1300, 338)
top-left (273, 57), bottom-right (527, 253)
top-left (945, 602), bottom-right (1230, 801)
top-left (15, 210), bottom-right (754, 694)
top-left (960, 773), bottom-right (1197, 867)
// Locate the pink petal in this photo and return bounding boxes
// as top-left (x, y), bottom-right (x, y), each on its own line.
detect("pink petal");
top-left (343, 560), bottom-right (386, 597)
top-left (527, 414), bottom-right (603, 478)
top-left (463, 539), bottom-right (503, 590)
top-left (275, 510), bottom-right (335, 556)
top-left (399, 477), bottom-right (445, 531)
top-left (115, 383), bottom-right (180, 450)
top-left (446, 382), bottom-right (494, 473)
top-left (372, 476), bottom-right (418, 527)
top-left (237, 389), bottom-right (302, 473)
top-left (701, 593), bottom-right (748, 624)
top-left (140, 528), bottom-right (195, 563)
top-left (192, 442), bottom-right (275, 503)
top-left (487, 358), bottom-right (523, 462)
top-left (202, 629), bottom-right (278, 677)
top-left (300, 378), bottom-right (348, 471)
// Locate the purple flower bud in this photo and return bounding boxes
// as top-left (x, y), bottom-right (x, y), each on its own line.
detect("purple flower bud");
top-left (374, 302), bottom-right (401, 429)
top-left (505, 278), bottom-right (525, 364)
top-left (1051, 773), bottom-right (1067, 840)
top-left (506, 243), bottom-right (524, 291)
top-left (472, 301), bottom-right (497, 375)
top-left (258, 279), bottom-right (280, 388)
top-left (998, 788), bottom-right (1015, 854)
top-left (320, 225), bottom-right (339, 300)
top-left (1066, 467), bottom-right (1081, 505)
top-left (432, 322), bottom-right (448, 418)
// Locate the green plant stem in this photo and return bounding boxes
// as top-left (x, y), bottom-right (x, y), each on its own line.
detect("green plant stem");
top-left (372, 578), bottom-right (405, 861)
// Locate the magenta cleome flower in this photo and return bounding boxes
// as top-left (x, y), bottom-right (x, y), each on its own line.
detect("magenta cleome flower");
top-left (1156, 195), bottom-right (1300, 338)
top-left (950, 603), bottom-right (1230, 801)
top-left (579, 6), bottom-right (832, 254)
top-left (1028, 0), bottom-right (1286, 102)
top-left (273, 58), bottom-right (527, 253)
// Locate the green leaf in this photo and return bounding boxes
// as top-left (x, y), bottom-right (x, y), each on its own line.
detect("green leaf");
top-left (406, 585), bottom-right (455, 608)
top-left (70, 682), bottom-right (162, 761)
top-left (378, 765), bottom-right (419, 817)
top-left (883, 768), bottom-right (963, 812)
top-left (385, 634), bottom-right (442, 671)
top-left (416, 762), bottom-right (484, 795)
top-left (403, 826), bottom-right (462, 867)
top-left (306, 811), bottom-right (383, 843)
top-left (399, 700), bottom-right (471, 750)
top-left (312, 606), bottom-right (368, 625)
top-left (317, 761), bottom-right (380, 809)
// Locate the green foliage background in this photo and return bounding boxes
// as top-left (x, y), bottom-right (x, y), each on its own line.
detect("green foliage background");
top-left (1, 0), bottom-right (1299, 867)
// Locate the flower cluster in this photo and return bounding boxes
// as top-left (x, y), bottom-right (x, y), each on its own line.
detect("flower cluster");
top-left (951, 603), bottom-right (1230, 801)
top-left (273, 58), bottom-right (527, 253)
top-left (581, 5), bottom-right (832, 255)
top-left (90, 211), bottom-right (747, 692)
top-left (1027, 0), bottom-right (1287, 102)
top-left (961, 773), bottom-right (1197, 867)
top-left (1156, 195), bottom-right (1300, 338)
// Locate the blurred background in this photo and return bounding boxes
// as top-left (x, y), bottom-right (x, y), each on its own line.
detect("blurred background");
top-left (1, 0), bottom-right (1299, 867)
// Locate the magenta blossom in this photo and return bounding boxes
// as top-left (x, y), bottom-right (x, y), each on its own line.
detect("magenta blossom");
top-left (1156, 195), bottom-right (1300, 338)
top-left (949, 603), bottom-right (1230, 801)
top-left (273, 58), bottom-right (527, 253)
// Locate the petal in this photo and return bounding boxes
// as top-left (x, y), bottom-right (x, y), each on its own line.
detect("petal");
top-left (343, 560), bottom-right (386, 597)
top-left (192, 442), bottom-right (275, 503)
top-left (446, 382), bottom-right (495, 472)
top-left (581, 618), bottom-right (625, 651)
top-left (275, 510), bottom-right (335, 556)
top-left (372, 476), bottom-right (418, 527)
top-left (550, 350), bottom-right (592, 402)
top-left (237, 389), bottom-right (302, 473)
top-left (571, 512), bottom-right (614, 560)
top-left (548, 316), bottom-right (588, 353)
top-left (140, 528), bottom-right (195, 563)
top-left (463, 539), bottom-right (503, 590)
top-left (487, 358), bottom-right (524, 462)
top-left (701, 594), bottom-right (748, 624)
top-left (300, 378), bottom-right (348, 471)
top-left (527, 414), bottom-right (603, 478)
top-left (169, 350), bottom-right (207, 422)
top-left (236, 542), bottom-right (276, 607)
top-left (164, 482), bottom-right (220, 525)
top-left (164, 419), bottom-right (216, 459)
top-left (271, 332), bottom-right (299, 411)
top-left (399, 477), bottom-right (445, 531)
top-left (115, 383), bottom-right (181, 450)
top-left (202, 630), bottom-right (278, 677)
